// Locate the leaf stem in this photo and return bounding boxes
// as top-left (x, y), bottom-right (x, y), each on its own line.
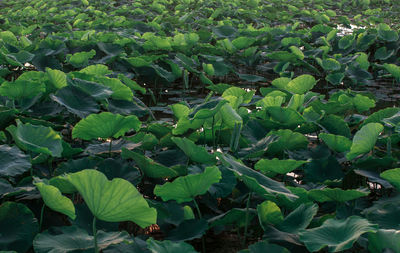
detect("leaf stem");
top-left (212, 116), bottom-right (215, 151)
top-left (242, 192), bottom-right (252, 246)
top-left (93, 216), bottom-right (98, 253)
top-left (193, 199), bottom-right (206, 253)
top-left (39, 204), bottom-right (45, 231)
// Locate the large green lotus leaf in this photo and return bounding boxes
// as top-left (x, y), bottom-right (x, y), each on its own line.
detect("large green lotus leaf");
top-left (266, 51), bottom-right (297, 62)
top-left (299, 216), bottom-right (377, 252)
top-left (188, 98), bottom-right (228, 119)
top-left (362, 107), bottom-right (400, 126)
top-left (308, 188), bottom-right (369, 203)
top-left (218, 154), bottom-right (296, 199)
top-left (95, 76), bottom-right (133, 101)
top-left (147, 238), bottom-right (198, 253)
top-left (69, 78), bottom-right (113, 101)
top-left (319, 133), bottom-right (352, 153)
top-left (121, 148), bottom-right (185, 178)
top-left (69, 72), bottom-right (132, 101)
top-left (232, 36), bottom-right (256, 50)
top-left (209, 208), bottom-right (252, 228)
top-left (278, 203), bottom-right (318, 234)
top-left (380, 168), bottom-right (400, 190)
top-left (267, 107), bottom-right (305, 128)
top-left (378, 24), bottom-right (399, 42)
top-left (271, 77), bottom-right (291, 90)
top-left (80, 64), bottom-right (112, 76)
top-left (72, 112), bottom-right (141, 140)
top-left (0, 145), bottom-right (31, 177)
top-left (66, 169), bottom-right (156, 227)
top-left (0, 80), bottom-right (45, 100)
top-left (171, 137), bottom-right (216, 165)
top-left (320, 58), bottom-right (341, 71)
top-left (266, 129), bottom-right (308, 154)
top-left (125, 56), bottom-right (153, 68)
top-left (338, 94), bottom-right (375, 113)
top-left (241, 241), bottom-right (290, 253)
top-left (172, 117), bottom-right (204, 135)
top-left (50, 86), bottom-right (100, 118)
top-left (326, 72), bottom-right (345, 85)
top-left (46, 68), bottom-right (67, 89)
top-left (383, 63), bottom-right (400, 82)
top-left (362, 196), bottom-right (400, 230)
top-left (118, 74), bottom-right (146, 95)
top-left (0, 202), bottom-right (39, 252)
top-left (304, 155), bottom-right (344, 183)
top-left (154, 166), bottom-right (221, 203)
top-left (346, 123), bottom-right (383, 160)
top-left (257, 200), bottom-right (283, 229)
top-left (289, 46), bottom-right (304, 60)
top-left (13, 121), bottom-right (63, 157)
top-left (66, 50), bottom-right (96, 68)
top-left (285, 75), bottom-right (316, 94)
top-left (35, 182), bottom-right (76, 220)
top-left (49, 176), bottom-right (77, 194)
top-left (319, 114), bottom-right (351, 137)
top-left (33, 226), bottom-right (130, 253)
top-left (255, 158), bottom-right (307, 175)
top-left (368, 229), bottom-right (400, 253)
top-left (220, 103), bottom-right (243, 128)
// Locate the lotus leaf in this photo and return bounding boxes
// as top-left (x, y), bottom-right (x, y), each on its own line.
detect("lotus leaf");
top-left (66, 169), bottom-right (156, 227)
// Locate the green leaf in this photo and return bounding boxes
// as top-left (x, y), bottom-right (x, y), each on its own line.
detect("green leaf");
top-left (320, 58), bottom-right (341, 71)
top-left (242, 241), bottom-right (290, 253)
top-left (33, 226), bottom-right (130, 253)
top-left (255, 158), bottom-right (307, 175)
top-left (13, 120), bottom-right (63, 157)
top-left (50, 86), bottom-right (100, 118)
top-left (0, 145), bottom-right (31, 177)
top-left (308, 188), bottom-right (369, 203)
top-left (72, 112), bottom-right (141, 140)
top-left (66, 169), bottom-right (156, 227)
top-left (34, 182), bottom-right (76, 219)
top-left (121, 148), bottom-right (184, 178)
top-left (171, 137), bottom-right (216, 165)
top-left (380, 168), bottom-right (400, 190)
top-left (80, 64), bottom-right (112, 76)
top-left (154, 166), bottom-right (221, 203)
top-left (0, 202), bottom-right (39, 252)
top-left (0, 80), bottom-right (45, 100)
top-left (299, 216), bottom-right (377, 252)
top-left (266, 129), bottom-right (308, 154)
top-left (278, 203), bottom-right (318, 233)
top-left (319, 133), bottom-right (352, 153)
top-left (147, 238), bottom-right (198, 253)
top-left (368, 229), bottom-right (400, 253)
top-left (346, 123), bottom-right (383, 160)
top-left (286, 75), bottom-right (317, 94)
top-left (257, 200), bottom-right (283, 229)
top-left (218, 154), bottom-right (296, 199)
top-left (66, 50), bottom-right (96, 68)
top-left (289, 46), bottom-right (304, 60)
top-left (383, 63), bottom-right (400, 82)
top-left (46, 68), bottom-right (67, 89)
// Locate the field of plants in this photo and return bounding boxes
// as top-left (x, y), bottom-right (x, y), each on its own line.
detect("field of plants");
top-left (1, 0), bottom-right (400, 252)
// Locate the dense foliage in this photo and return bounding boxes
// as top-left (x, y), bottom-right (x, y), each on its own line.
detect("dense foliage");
top-left (1, 0), bottom-right (400, 252)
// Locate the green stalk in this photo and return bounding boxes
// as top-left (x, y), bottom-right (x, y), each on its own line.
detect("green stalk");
top-left (39, 204), bottom-right (45, 231)
top-left (242, 192), bottom-right (252, 246)
top-left (93, 217), bottom-right (98, 253)
top-left (212, 116), bottom-right (215, 151)
top-left (193, 199), bottom-right (206, 253)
